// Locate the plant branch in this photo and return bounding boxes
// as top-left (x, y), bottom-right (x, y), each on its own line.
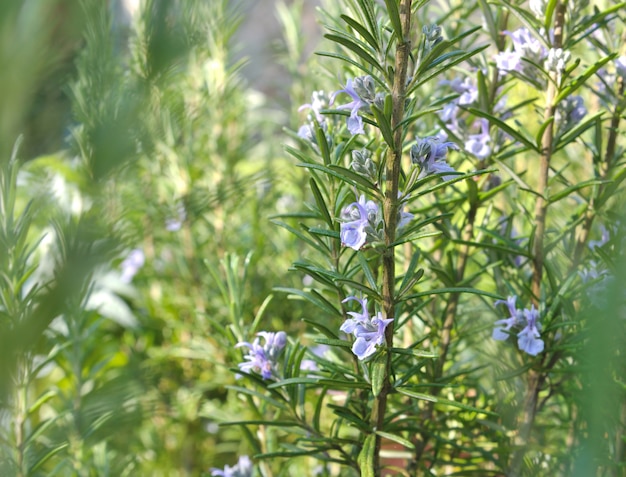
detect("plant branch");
top-left (371, 0), bottom-right (412, 474)
top-left (512, 3), bottom-right (567, 476)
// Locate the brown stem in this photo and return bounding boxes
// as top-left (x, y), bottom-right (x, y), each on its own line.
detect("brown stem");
top-left (512, 4), bottom-right (567, 476)
top-left (370, 1), bottom-right (412, 474)
top-left (530, 2), bottom-right (566, 305)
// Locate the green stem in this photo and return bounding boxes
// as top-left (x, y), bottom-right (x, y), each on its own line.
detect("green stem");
top-left (512, 4), bottom-right (566, 476)
top-left (371, 0), bottom-right (412, 474)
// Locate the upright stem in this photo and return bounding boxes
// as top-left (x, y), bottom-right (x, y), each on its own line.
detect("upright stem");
top-left (371, 0), bottom-right (412, 474)
top-left (512, 4), bottom-right (566, 476)
top-left (530, 2), bottom-right (566, 304)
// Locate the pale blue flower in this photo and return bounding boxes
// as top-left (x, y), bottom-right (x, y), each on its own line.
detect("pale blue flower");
top-left (352, 312), bottom-right (394, 360)
top-left (120, 248), bottom-right (145, 283)
top-left (465, 119), bottom-right (491, 159)
top-left (440, 77), bottom-right (478, 105)
top-left (340, 296), bottom-right (370, 334)
top-left (507, 28), bottom-right (546, 59)
top-left (410, 135), bottom-right (458, 180)
top-left (340, 202), bottom-right (368, 250)
top-left (297, 124), bottom-right (314, 141)
top-left (493, 295), bottom-right (524, 340)
top-left (494, 51), bottom-right (522, 73)
top-left (517, 306), bottom-right (544, 356)
top-left (211, 455), bottom-right (253, 477)
top-left (341, 297), bottom-right (393, 360)
top-left (298, 90), bottom-right (328, 123)
top-left (340, 196), bottom-right (380, 250)
top-left (495, 28), bottom-right (547, 75)
top-left (236, 331), bottom-right (287, 380)
top-left (330, 78), bottom-right (366, 135)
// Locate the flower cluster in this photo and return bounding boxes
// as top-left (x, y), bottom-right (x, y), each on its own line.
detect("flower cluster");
top-left (493, 296), bottom-right (544, 356)
top-left (236, 331), bottom-right (287, 379)
top-left (437, 76), bottom-right (504, 159)
top-left (330, 76), bottom-right (383, 135)
top-left (494, 27), bottom-right (547, 76)
top-left (410, 134), bottom-right (458, 180)
top-left (339, 193), bottom-right (413, 251)
top-left (340, 296), bottom-right (393, 360)
top-left (555, 95), bottom-right (587, 132)
top-left (211, 455), bottom-right (253, 477)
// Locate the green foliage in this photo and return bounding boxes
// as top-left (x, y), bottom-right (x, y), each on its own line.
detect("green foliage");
top-left (0, 0), bottom-right (625, 476)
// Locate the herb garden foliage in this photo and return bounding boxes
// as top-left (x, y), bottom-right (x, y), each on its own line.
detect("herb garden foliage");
top-left (0, 0), bottom-right (624, 476)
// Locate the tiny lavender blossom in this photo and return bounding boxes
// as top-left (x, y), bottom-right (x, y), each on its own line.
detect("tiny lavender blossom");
top-left (341, 296), bottom-right (393, 360)
top-left (493, 297), bottom-right (544, 356)
top-left (493, 296), bottom-right (524, 340)
top-left (410, 135), bottom-right (458, 180)
top-left (330, 78), bottom-right (367, 135)
top-left (340, 196), bottom-right (380, 250)
top-left (517, 306), bottom-right (544, 356)
top-left (236, 331), bottom-right (287, 380)
top-left (340, 296), bottom-right (370, 334)
top-left (211, 455), bottom-right (253, 477)
top-left (120, 248), bottom-right (145, 283)
top-left (352, 312), bottom-right (394, 360)
top-left (465, 119), bottom-right (491, 159)
top-left (495, 27), bottom-right (547, 75)
top-left (298, 90), bottom-right (328, 123)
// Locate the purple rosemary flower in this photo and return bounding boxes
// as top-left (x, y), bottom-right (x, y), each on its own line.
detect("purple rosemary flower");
top-left (351, 312), bottom-right (394, 360)
top-left (494, 50), bottom-right (522, 73)
top-left (465, 119), bottom-right (491, 159)
top-left (340, 201), bottom-right (368, 250)
top-left (495, 28), bottom-right (547, 76)
top-left (493, 296), bottom-right (524, 340)
top-left (340, 296), bottom-right (393, 360)
top-left (298, 90), bottom-right (328, 123)
top-left (517, 305), bottom-right (544, 356)
top-left (236, 332), bottom-right (287, 380)
top-left (410, 135), bottom-right (458, 180)
top-left (508, 28), bottom-right (546, 59)
top-left (120, 248), bottom-right (145, 283)
top-left (340, 196), bottom-right (380, 250)
top-left (211, 455), bottom-right (253, 477)
top-left (440, 77), bottom-right (478, 105)
top-left (340, 296), bottom-right (370, 334)
top-left (297, 123), bottom-right (314, 141)
top-left (330, 78), bottom-right (366, 135)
